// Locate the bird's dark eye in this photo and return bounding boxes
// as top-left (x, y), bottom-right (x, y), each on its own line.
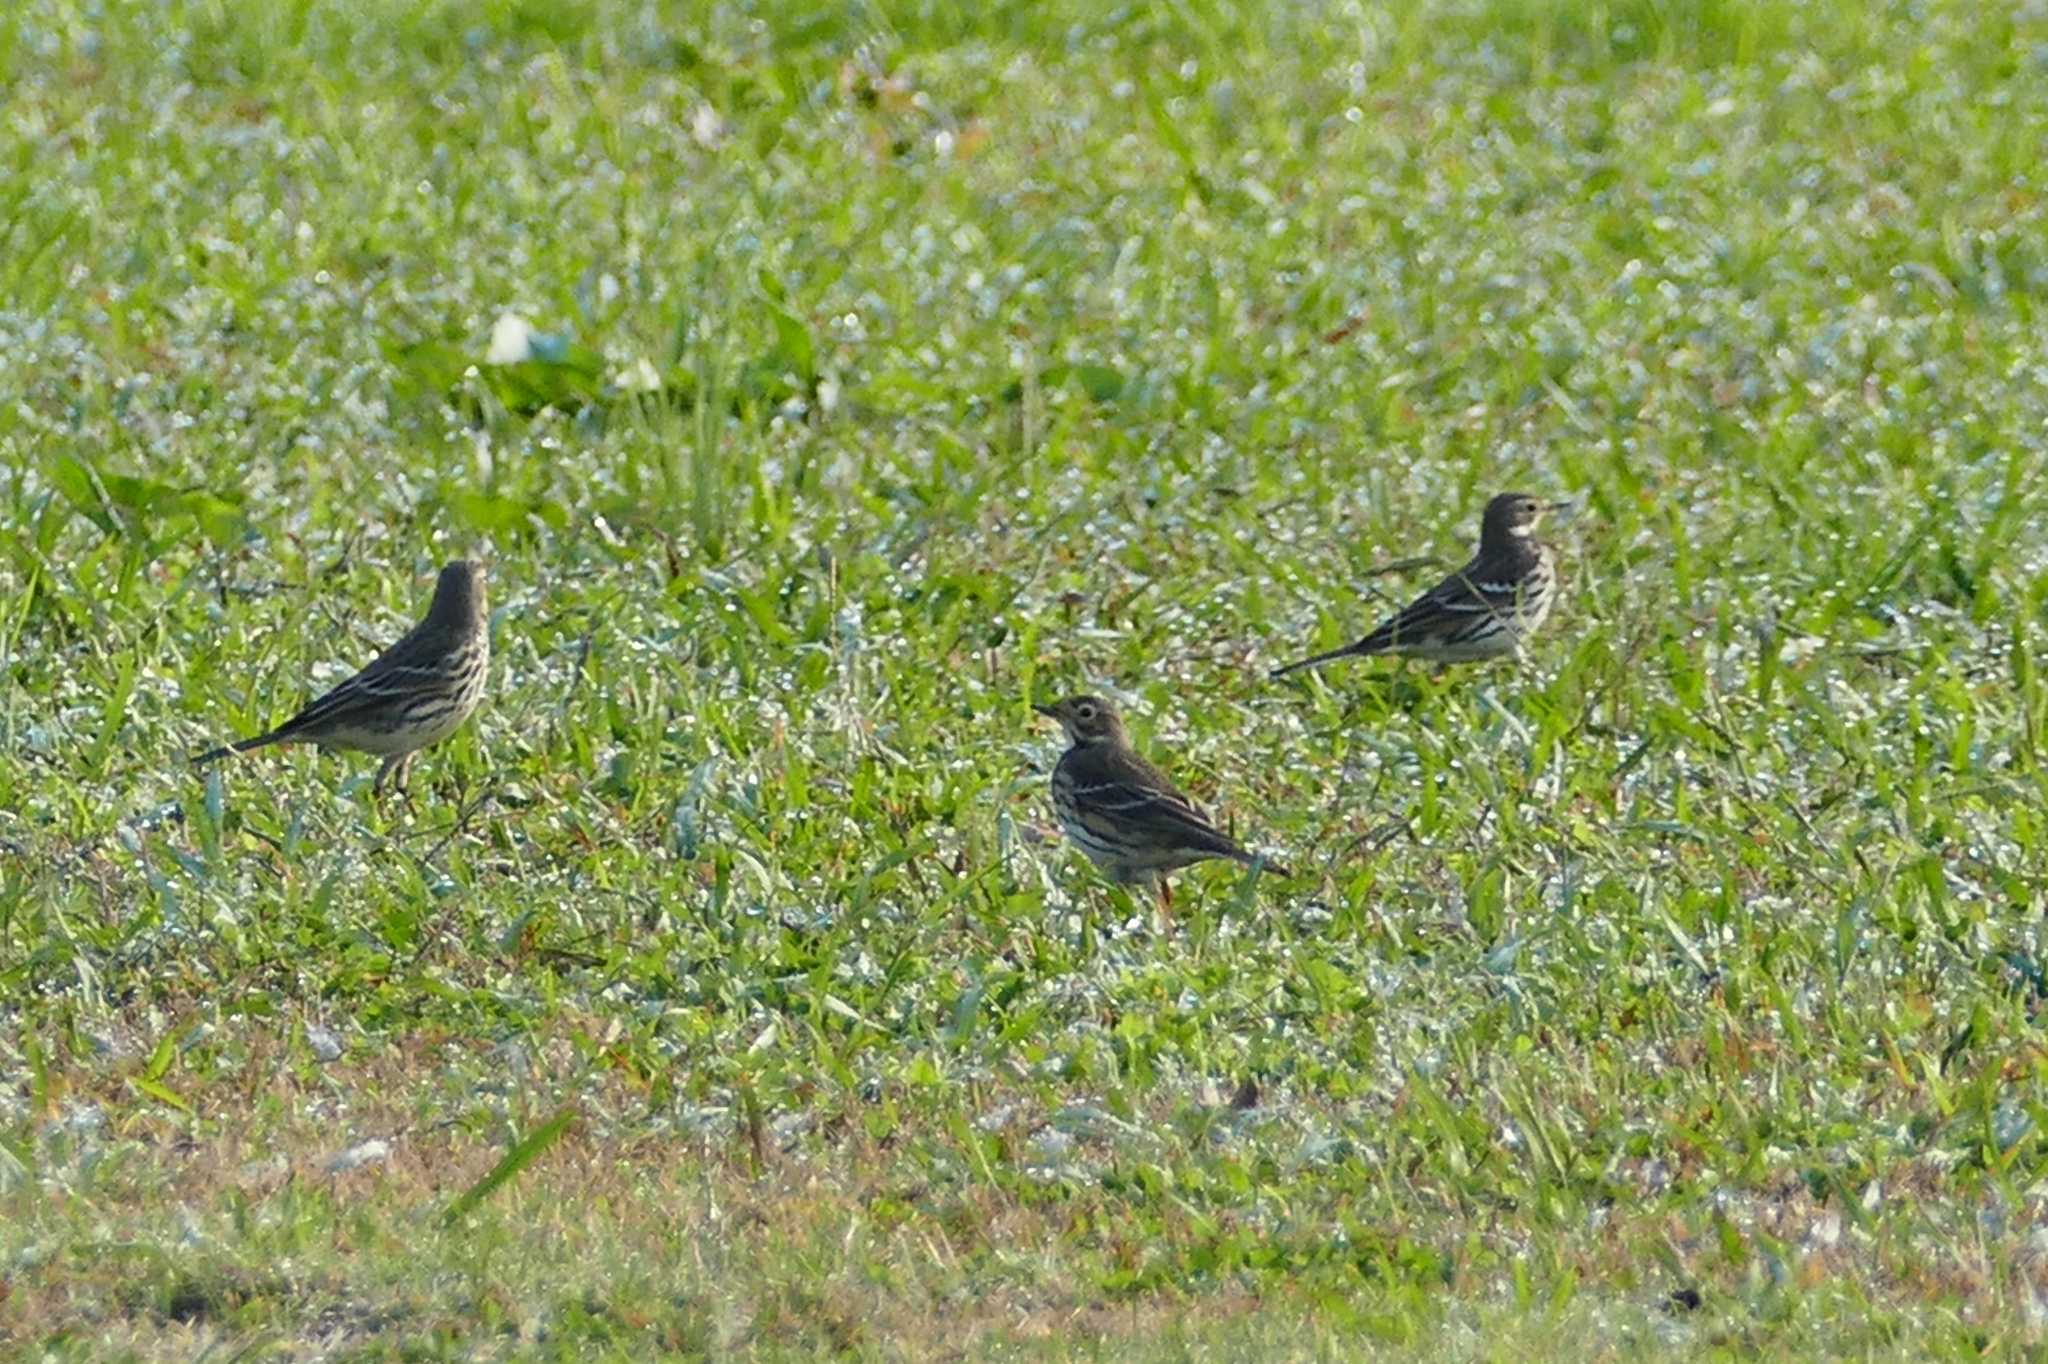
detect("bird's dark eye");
top-left (1076, 704), bottom-right (1095, 718)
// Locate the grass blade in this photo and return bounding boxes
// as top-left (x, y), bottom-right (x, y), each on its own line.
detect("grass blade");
top-left (443, 1105), bottom-right (578, 1224)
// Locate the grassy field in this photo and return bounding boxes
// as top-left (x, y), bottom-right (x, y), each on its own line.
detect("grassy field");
top-left (4, 0), bottom-right (2048, 1357)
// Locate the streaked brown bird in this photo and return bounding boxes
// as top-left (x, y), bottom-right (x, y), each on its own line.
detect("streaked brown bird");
top-left (1035, 694), bottom-right (1288, 913)
top-left (1272, 491), bottom-right (1569, 676)
top-left (193, 560), bottom-right (490, 795)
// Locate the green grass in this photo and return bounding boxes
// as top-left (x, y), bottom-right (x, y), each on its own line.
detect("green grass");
top-left (4, 0), bottom-right (2048, 1357)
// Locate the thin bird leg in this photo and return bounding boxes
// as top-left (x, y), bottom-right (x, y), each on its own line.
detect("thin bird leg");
top-left (374, 752), bottom-right (416, 798)
top-left (1155, 876), bottom-right (1173, 930)
top-left (394, 752), bottom-right (421, 808)
top-left (397, 753), bottom-right (424, 812)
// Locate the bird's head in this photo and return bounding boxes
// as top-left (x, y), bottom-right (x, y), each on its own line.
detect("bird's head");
top-left (1033, 694), bottom-right (1126, 746)
top-left (1480, 491), bottom-right (1571, 546)
top-left (428, 559), bottom-right (489, 627)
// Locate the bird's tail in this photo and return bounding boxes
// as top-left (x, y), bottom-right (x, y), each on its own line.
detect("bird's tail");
top-left (1270, 639), bottom-right (1381, 678)
top-left (190, 730), bottom-right (286, 766)
top-left (1237, 851), bottom-right (1294, 878)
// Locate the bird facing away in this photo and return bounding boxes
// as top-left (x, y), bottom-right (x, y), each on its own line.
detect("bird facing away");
top-left (1035, 694), bottom-right (1288, 911)
top-left (1272, 491), bottom-right (1569, 676)
top-left (193, 560), bottom-right (490, 795)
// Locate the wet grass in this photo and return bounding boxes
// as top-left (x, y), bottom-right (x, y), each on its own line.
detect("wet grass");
top-left (4, 0), bottom-right (2048, 1357)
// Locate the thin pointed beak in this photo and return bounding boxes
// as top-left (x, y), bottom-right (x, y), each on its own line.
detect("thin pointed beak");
top-left (1032, 703), bottom-right (1059, 719)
